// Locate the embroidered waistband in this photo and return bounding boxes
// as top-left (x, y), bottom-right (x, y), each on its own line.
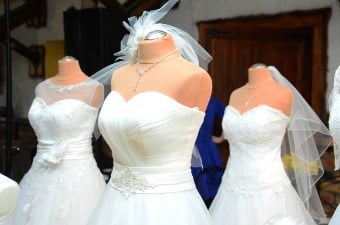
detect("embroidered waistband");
top-left (109, 163), bottom-right (195, 197)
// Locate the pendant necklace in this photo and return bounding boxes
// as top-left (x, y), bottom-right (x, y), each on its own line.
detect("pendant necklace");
top-left (244, 78), bottom-right (273, 108)
top-left (133, 49), bottom-right (177, 92)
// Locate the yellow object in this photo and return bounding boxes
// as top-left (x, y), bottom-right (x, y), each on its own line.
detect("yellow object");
top-left (282, 153), bottom-right (319, 175)
top-left (44, 41), bottom-right (64, 78)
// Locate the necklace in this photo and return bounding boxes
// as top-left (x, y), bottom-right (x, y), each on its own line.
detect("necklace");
top-left (133, 49), bottom-right (177, 92)
top-left (244, 78), bottom-right (273, 108)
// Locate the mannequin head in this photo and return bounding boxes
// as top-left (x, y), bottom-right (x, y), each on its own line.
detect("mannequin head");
top-left (251, 63), bottom-right (267, 68)
top-left (144, 30), bottom-right (167, 40)
top-left (61, 55), bottom-right (77, 61)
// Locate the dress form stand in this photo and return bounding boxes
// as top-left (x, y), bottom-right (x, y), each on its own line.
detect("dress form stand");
top-left (14, 55), bottom-right (106, 224)
top-left (0, 174), bottom-right (19, 225)
top-left (209, 64), bottom-right (329, 225)
top-left (111, 32), bottom-right (212, 111)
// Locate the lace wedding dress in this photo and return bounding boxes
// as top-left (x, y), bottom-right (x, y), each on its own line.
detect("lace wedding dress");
top-left (328, 65), bottom-right (340, 225)
top-left (87, 91), bottom-right (214, 225)
top-left (209, 105), bottom-right (318, 225)
top-left (15, 79), bottom-right (106, 225)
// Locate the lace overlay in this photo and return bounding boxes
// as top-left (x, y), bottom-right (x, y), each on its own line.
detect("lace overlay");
top-left (15, 79), bottom-right (106, 225)
top-left (329, 65), bottom-right (340, 170)
top-left (221, 106), bottom-right (291, 195)
top-left (210, 105), bottom-right (318, 225)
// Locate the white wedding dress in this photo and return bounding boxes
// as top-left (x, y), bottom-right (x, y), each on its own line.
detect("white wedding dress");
top-left (87, 91), bottom-right (214, 225)
top-left (328, 65), bottom-right (340, 225)
top-left (210, 105), bottom-right (318, 225)
top-left (15, 79), bottom-right (106, 225)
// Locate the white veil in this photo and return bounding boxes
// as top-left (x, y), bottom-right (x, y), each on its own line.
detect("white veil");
top-left (268, 66), bottom-right (332, 220)
top-left (328, 65), bottom-right (340, 170)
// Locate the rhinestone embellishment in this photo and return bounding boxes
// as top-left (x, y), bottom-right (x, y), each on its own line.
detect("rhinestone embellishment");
top-left (111, 168), bottom-right (155, 198)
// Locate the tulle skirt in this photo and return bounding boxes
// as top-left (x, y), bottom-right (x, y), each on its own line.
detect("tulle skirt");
top-left (209, 182), bottom-right (318, 225)
top-left (88, 163), bottom-right (213, 225)
top-left (87, 185), bottom-right (213, 225)
top-left (15, 154), bottom-right (106, 225)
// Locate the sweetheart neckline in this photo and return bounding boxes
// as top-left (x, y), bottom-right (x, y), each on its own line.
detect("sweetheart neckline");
top-left (34, 97), bottom-right (99, 110)
top-left (107, 91), bottom-right (205, 114)
top-left (227, 105), bottom-right (290, 119)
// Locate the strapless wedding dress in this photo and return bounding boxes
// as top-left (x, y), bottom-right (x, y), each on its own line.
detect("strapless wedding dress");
top-left (210, 105), bottom-right (318, 225)
top-left (328, 65), bottom-right (340, 225)
top-left (87, 91), bottom-right (214, 225)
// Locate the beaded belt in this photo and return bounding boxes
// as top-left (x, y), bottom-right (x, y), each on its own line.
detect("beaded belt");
top-left (109, 163), bottom-right (195, 198)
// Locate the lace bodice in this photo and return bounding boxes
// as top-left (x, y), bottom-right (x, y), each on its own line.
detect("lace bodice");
top-left (98, 91), bottom-right (205, 168)
top-left (28, 79), bottom-right (103, 165)
top-left (329, 94), bottom-right (340, 144)
top-left (221, 105), bottom-right (291, 193)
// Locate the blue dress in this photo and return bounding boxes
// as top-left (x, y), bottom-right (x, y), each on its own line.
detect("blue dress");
top-left (192, 96), bottom-right (225, 203)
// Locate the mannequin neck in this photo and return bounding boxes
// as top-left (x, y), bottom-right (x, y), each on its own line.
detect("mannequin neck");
top-left (137, 34), bottom-right (179, 64)
top-left (56, 59), bottom-right (85, 79)
top-left (247, 67), bottom-right (273, 87)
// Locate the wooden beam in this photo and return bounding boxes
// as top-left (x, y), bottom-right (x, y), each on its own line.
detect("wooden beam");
top-left (0, 0), bottom-right (46, 39)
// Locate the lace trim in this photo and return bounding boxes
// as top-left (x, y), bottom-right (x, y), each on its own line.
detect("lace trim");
top-left (20, 158), bottom-right (104, 224)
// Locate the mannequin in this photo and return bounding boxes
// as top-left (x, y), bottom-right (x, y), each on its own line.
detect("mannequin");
top-left (212, 64), bottom-right (293, 144)
top-left (229, 64), bottom-right (293, 116)
top-left (14, 56), bottom-right (106, 225)
top-left (50, 56), bottom-right (89, 86)
top-left (0, 174), bottom-right (19, 225)
top-left (144, 30), bottom-right (167, 40)
top-left (88, 1), bottom-right (215, 224)
top-left (49, 56), bottom-right (102, 107)
top-left (209, 64), bottom-right (328, 225)
top-left (111, 33), bottom-right (212, 112)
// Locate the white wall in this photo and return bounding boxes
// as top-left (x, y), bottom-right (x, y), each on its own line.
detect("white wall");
top-left (1, 0), bottom-right (339, 118)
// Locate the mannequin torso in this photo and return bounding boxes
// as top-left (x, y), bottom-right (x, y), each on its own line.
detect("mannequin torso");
top-left (49, 56), bottom-right (103, 107)
top-left (111, 33), bottom-right (212, 111)
top-left (229, 66), bottom-right (293, 116)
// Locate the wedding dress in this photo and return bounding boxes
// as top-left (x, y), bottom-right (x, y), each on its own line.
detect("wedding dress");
top-left (15, 79), bottom-right (106, 225)
top-left (210, 105), bottom-right (319, 225)
top-left (87, 91), bottom-right (214, 225)
top-left (328, 65), bottom-right (340, 225)
top-left (328, 205), bottom-right (340, 225)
